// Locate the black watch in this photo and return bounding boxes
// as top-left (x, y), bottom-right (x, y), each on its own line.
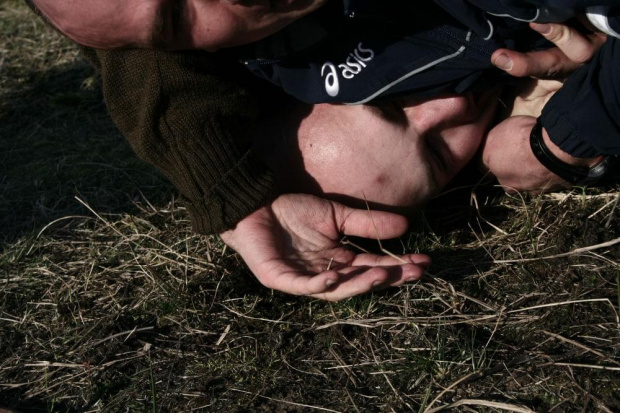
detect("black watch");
top-left (529, 119), bottom-right (614, 185)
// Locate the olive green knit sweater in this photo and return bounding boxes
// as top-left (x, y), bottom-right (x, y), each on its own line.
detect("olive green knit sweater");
top-left (84, 48), bottom-right (278, 234)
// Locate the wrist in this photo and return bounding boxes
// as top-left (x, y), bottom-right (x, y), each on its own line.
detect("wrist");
top-left (541, 127), bottom-right (604, 167)
top-left (530, 119), bottom-right (611, 185)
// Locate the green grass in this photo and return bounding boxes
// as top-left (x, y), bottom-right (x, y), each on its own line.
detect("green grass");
top-left (1, 1), bottom-right (620, 412)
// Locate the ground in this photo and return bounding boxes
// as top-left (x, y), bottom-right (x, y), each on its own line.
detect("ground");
top-left (1, 2), bottom-right (619, 412)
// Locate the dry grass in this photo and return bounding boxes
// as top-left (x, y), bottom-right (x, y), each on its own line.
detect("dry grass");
top-left (0, 1), bottom-right (170, 245)
top-left (1, 2), bottom-right (619, 412)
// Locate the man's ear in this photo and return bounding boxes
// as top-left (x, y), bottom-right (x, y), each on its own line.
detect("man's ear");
top-left (250, 101), bottom-right (321, 195)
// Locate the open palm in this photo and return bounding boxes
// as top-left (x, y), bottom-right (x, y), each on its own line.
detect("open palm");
top-left (221, 194), bottom-right (430, 301)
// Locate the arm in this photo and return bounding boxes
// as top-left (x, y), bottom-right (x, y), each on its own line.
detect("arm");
top-left (482, 115), bottom-right (603, 193)
top-left (91, 48), bottom-right (277, 235)
top-left (492, 36), bottom-right (620, 190)
top-left (541, 37), bottom-right (620, 157)
top-left (485, 22), bottom-right (617, 191)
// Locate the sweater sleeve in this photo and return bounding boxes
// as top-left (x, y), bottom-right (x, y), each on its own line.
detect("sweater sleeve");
top-left (540, 38), bottom-right (620, 157)
top-left (90, 48), bottom-right (277, 234)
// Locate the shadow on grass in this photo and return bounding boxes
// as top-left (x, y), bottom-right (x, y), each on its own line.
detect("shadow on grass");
top-left (0, 60), bottom-right (173, 246)
top-left (0, 390), bottom-right (79, 413)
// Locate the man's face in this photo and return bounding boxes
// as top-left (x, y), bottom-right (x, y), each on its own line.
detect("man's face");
top-left (34, 0), bottom-right (329, 50)
top-left (279, 90), bottom-right (501, 213)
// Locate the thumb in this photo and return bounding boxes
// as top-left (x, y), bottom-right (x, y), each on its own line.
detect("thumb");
top-left (334, 204), bottom-right (410, 240)
top-left (491, 48), bottom-right (579, 78)
top-left (530, 22), bottom-right (603, 64)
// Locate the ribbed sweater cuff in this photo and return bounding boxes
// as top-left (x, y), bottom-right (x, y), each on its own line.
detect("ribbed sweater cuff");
top-left (184, 151), bottom-right (277, 235)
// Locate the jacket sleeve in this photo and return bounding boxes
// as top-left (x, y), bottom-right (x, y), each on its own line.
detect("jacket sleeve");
top-left (541, 37), bottom-right (620, 157)
top-left (87, 48), bottom-right (277, 234)
top-left (587, 6), bottom-right (620, 39)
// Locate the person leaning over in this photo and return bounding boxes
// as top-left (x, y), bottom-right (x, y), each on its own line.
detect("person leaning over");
top-left (23, 0), bottom-right (617, 301)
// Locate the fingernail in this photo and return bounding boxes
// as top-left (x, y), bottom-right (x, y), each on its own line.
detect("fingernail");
top-left (326, 279), bottom-right (336, 287)
top-left (372, 280), bottom-right (383, 288)
top-left (532, 23), bottom-right (552, 35)
top-left (493, 53), bottom-right (513, 71)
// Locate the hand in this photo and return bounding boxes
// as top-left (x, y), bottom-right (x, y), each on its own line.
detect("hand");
top-left (220, 193), bottom-right (431, 301)
top-left (492, 21), bottom-right (607, 78)
top-left (482, 116), bottom-right (571, 192)
top-left (508, 78), bottom-right (562, 118)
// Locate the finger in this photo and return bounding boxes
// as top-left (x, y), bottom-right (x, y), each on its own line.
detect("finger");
top-left (310, 264), bottom-right (421, 301)
top-left (334, 204), bottom-right (410, 239)
top-left (351, 253), bottom-right (431, 268)
top-left (246, 259), bottom-right (340, 297)
top-left (351, 260), bottom-right (426, 284)
top-left (492, 48), bottom-right (581, 78)
top-left (256, 269), bottom-right (340, 295)
top-left (318, 266), bottom-right (390, 301)
top-left (530, 22), bottom-right (605, 64)
top-left (492, 22), bottom-right (606, 78)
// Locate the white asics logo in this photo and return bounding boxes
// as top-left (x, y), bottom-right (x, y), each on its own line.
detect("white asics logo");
top-left (321, 42), bottom-right (375, 97)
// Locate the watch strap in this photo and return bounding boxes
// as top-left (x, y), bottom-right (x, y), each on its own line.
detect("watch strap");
top-left (529, 119), bottom-right (610, 185)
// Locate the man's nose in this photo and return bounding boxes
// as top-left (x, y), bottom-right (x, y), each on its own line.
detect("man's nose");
top-left (402, 95), bottom-right (471, 133)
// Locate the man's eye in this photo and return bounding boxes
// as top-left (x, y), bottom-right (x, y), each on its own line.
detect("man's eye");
top-left (426, 140), bottom-right (447, 172)
top-left (373, 101), bottom-right (406, 124)
top-left (225, 0), bottom-right (274, 9)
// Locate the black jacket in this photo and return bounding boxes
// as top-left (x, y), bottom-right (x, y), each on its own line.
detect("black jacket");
top-left (542, 37), bottom-right (620, 157)
top-left (242, 0), bottom-right (620, 157)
